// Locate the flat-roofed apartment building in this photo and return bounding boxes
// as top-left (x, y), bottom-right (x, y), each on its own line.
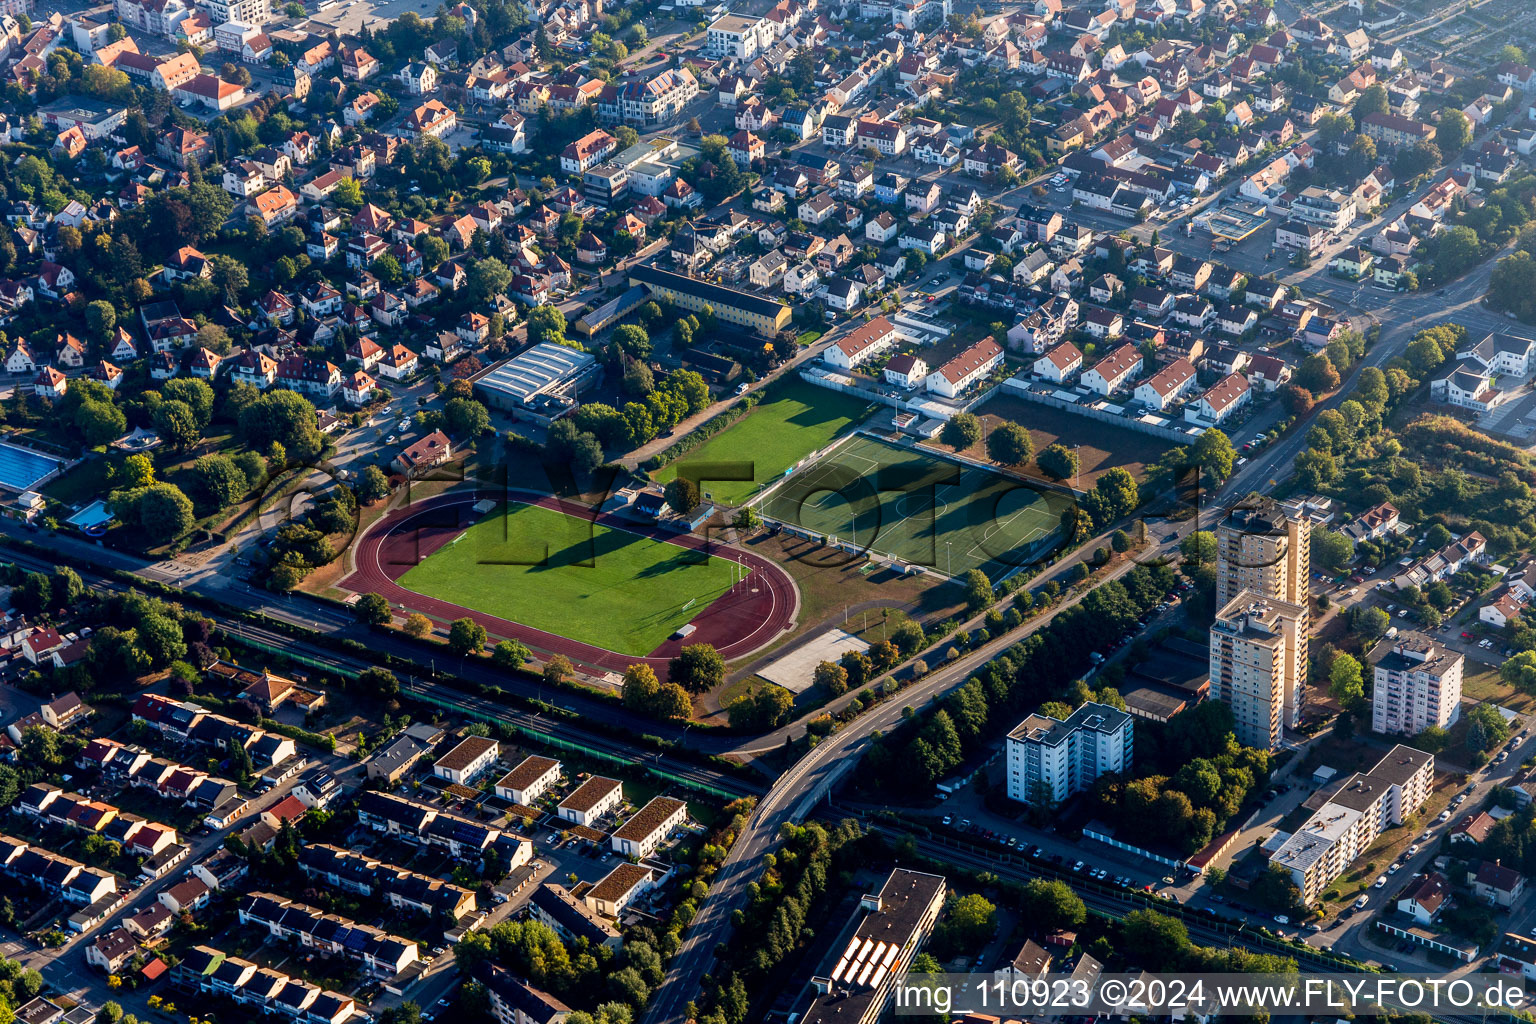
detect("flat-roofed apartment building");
top-left (1371, 631), bottom-right (1464, 736)
top-left (1005, 701), bottom-right (1133, 808)
top-left (1215, 494), bottom-right (1311, 610)
top-left (790, 868), bottom-right (947, 1024)
top-left (1270, 744), bottom-right (1433, 903)
top-left (629, 265), bottom-right (791, 337)
top-left (1209, 591), bottom-right (1308, 751)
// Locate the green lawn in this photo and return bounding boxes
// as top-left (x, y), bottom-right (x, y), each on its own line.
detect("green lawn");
top-left (655, 379), bottom-right (871, 506)
top-left (396, 501), bottom-right (736, 656)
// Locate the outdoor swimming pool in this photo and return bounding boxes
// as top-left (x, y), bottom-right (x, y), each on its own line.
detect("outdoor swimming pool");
top-left (0, 441), bottom-right (62, 492)
top-left (66, 499), bottom-right (114, 531)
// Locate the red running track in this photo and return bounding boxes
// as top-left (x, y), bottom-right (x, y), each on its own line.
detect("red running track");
top-left (340, 491), bottom-right (800, 679)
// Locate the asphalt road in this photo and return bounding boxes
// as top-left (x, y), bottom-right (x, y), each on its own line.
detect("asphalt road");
top-left (29, 751), bottom-right (359, 1010)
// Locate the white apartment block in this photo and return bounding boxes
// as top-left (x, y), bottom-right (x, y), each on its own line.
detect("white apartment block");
top-left (706, 14), bottom-right (773, 59)
top-left (1291, 185), bottom-right (1357, 232)
top-left (203, 0), bottom-right (268, 26)
top-left (1270, 745), bottom-right (1433, 903)
top-left (1371, 632), bottom-right (1464, 735)
top-left (1209, 591), bottom-right (1308, 752)
top-left (1006, 701), bottom-right (1133, 807)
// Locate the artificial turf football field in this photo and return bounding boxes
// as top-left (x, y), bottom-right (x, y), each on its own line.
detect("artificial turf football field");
top-left (653, 378), bottom-right (872, 506)
top-left (394, 501), bottom-right (737, 656)
top-left (759, 435), bottom-right (1070, 580)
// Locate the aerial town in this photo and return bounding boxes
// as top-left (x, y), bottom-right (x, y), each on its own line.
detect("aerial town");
top-left (0, 0), bottom-right (1528, 1018)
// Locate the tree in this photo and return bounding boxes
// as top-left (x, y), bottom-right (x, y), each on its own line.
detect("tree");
top-left (333, 177), bottom-right (364, 208)
top-left (1180, 531), bottom-right (1217, 566)
top-left (1312, 528), bottom-right (1355, 571)
top-left (448, 618), bottom-right (488, 657)
top-left (19, 725), bottom-right (61, 770)
top-left (1354, 606), bottom-right (1391, 642)
top-left (85, 300), bottom-right (116, 341)
top-left (190, 454), bottom-right (249, 510)
top-left (1283, 385), bottom-right (1315, 416)
top-left (986, 422), bottom-right (1033, 466)
top-left (1316, 112), bottom-right (1355, 150)
top-left (813, 660), bottom-right (848, 694)
top-left (358, 667), bottom-right (399, 699)
top-left (76, 400), bottom-right (127, 447)
top-left (1193, 429), bottom-right (1236, 482)
top-left (1085, 466), bottom-right (1138, 525)
top-left (962, 568), bottom-right (993, 610)
top-left (1020, 878), bottom-right (1086, 932)
top-left (1393, 140), bottom-right (1441, 183)
top-left (622, 662), bottom-right (661, 709)
top-left (153, 399), bottom-right (201, 449)
top-left (526, 304), bottom-right (570, 348)
top-left (114, 483), bottom-right (195, 545)
top-left (355, 593), bottom-right (391, 626)
top-left (1329, 652), bottom-right (1365, 711)
top-left (1502, 650), bottom-right (1536, 693)
top-left (664, 477), bottom-right (700, 516)
top-left (1353, 84), bottom-right (1389, 120)
top-left (941, 413), bottom-right (981, 450)
top-left (357, 466), bottom-right (391, 503)
top-left (543, 654), bottom-right (574, 684)
top-left (1466, 702), bottom-right (1509, 753)
top-left (51, 566), bottom-right (83, 608)
top-left (210, 254), bottom-right (249, 302)
top-left (1434, 226), bottom-right (1483, 282)
top-left (443, 397), bottom-right (490, 437)
top-left (403, 613), bottom-right (433, 638)
top-left (1120, 909), bottom-right (1192, 971)
top-left (468, 257), bottom-right (513, 303)
top-left (196, 322), bottom-right (231, 355)
top-left (669, 643), bottom-right (725, 691)
top-left (612, 324), bottom-right (651, 359)
top-left (1489, 250), bottom-right (1536, 322)
top-left (935, 893), bottom-right (996, 954)
top-left (1038, 443), bottom-right (1079, 481)
top-left (1296, 353), bottom-right (1340, 393)
top-left (239, 389), bottom-right (322, 462)
top-left (1435, 109), bottom-right (1472, 155)
top-left (493, 640), bottom-right (531, 670)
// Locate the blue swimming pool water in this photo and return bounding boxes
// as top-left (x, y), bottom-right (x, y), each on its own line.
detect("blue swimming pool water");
top-left (0, 441), bottom-right (62, 491)
top-left (66, 499), bottom-right (114, 528)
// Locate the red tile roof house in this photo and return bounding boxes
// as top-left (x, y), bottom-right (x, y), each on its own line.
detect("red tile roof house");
top-left (260, 795), bottom-right (308, 830)
top-left (392, 431), bottom-right (453, 478)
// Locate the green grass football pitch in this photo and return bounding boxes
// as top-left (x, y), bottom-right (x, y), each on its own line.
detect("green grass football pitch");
top-left (395, 501), bottom-right (736, 656)
top-left (759, 435), bottom-right (1071, 580)
top-left (654, 378), bottom-right (872, 506)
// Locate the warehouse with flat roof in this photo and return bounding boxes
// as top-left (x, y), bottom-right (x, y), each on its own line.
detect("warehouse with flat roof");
top-left (473, 343), bottom-right (600, 423)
